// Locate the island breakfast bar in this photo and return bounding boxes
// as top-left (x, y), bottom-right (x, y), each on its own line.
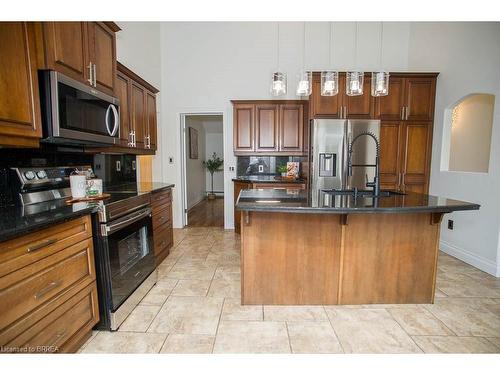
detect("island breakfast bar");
top-left (236, 189), bottom-right (480, 306)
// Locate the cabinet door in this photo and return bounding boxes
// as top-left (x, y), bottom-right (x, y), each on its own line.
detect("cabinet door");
top-left (401, 122), bottom-right (431, 194)
top-left (379, 121), bottom-right (403, 191)
top-left (310, 77), bottom-right (342, 118)
top-left (146, 91), bottom-right (157, 150)
top-left (344, 74), bottom-right (375, 119)
top-left (88, 22), bottom-right (116, 95)
top-left (116, 72), bottom-right (131, 147)
top-left (43, 22), bottom-right (89, 85)
top-left (233, 104), bottom-right (254, 153)
top-left (404, 77), bottom-right (436, 122)
top-left (279, 104), bottom-right (303, 153)
top-left (0, 23), bottom-right (42, 147)
top-left (376, 76), bottom-right (405, 121)
top-left (255, 105), bottom-right (279, 152)
top-left (131, 82), bottom-right (146, 149)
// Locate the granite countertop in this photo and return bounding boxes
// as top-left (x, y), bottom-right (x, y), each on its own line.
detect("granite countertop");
top-left (232, 175), bottom-right (306, 184)
top-left (0, 202), bottom-right (99, 243)
top-left (235, 188), bottom-right (480, 214)
top-left (104, 182), bottom-right (175, 194)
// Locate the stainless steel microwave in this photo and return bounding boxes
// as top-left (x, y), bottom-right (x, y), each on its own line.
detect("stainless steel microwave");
top-left (39, 70), bottom-right (120, 145)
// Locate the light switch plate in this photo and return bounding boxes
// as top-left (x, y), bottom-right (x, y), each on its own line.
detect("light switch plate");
top-left (169, 157), bottom-right (174, 164)
top-left (258, 165), bottom-right (264, 173)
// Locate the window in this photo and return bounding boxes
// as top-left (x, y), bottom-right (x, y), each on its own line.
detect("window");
top-left (443, 94), bottom-right (495, 173)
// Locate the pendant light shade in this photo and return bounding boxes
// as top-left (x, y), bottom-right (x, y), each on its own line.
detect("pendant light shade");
top-left (346, 23), bottom-right (363, 96)
top-left (321, 71), bottom-right (339, 96)
top-left (346, 71), bottom-right (364, 96)
top-left (296, 70), bottom-right (312, 96)
top-left (270, 72), bottom-right (287, 96)
top-left (321, 23), bottom-right (339, 97)
top-left (270, 22), bottom-right (286, 96)
top-left (371, 71), bottom-right (389, 96)
top-left (371, 22), bottom-right (390, 97)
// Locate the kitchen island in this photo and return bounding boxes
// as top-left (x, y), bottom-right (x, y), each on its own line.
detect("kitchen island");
top-left (236, 189), bottom-right (479, 305)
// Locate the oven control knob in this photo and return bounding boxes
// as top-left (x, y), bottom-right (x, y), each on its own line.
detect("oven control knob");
top-left (24, 171), bottom-right (36, 180)
top-left (36, 170), bottom-right (47, 179)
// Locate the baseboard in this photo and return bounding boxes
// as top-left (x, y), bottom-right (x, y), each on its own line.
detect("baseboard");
top-left (187, 196), bottom-right (205, 210)
top-left (440, 240), bottom-right (499, 277)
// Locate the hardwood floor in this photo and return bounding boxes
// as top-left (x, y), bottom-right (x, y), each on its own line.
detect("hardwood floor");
top-left (187, 197), bottom-right (224, 227)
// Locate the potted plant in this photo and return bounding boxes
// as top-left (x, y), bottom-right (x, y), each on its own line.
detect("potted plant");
top-left (203, 152), bottom-right (224, 200)
top-left (277, 165), bottom-right (288, 177)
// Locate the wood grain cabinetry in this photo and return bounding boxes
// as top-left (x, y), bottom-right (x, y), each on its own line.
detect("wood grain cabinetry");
top-left (42, 22), bottom-right (119, 96)
top-left (232, 100), bottom-right (307, 155)
top-left (0, 22), bottom-right (43, 148)
top-left (233, 181), bottom-right (252, 234)
top-left (309, 73), bottom-right (375, 119)
top-left (0, 215), bottom-right (99, 353)
top-left (151, 189), bottom-right (173, 265)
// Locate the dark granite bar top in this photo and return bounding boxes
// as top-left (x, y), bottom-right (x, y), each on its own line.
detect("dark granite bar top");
top-left (0, 202), bottom-right (99, 243)
top-left (235, 189), bottom-right (480, 214)
top-left (105, 182), bottom-right (175, 194)
top-left (232, 175), bottom-right (306, 184)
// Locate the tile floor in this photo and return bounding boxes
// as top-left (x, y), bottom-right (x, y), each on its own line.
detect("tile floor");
top-left (80, 227), bottom-right (500, 354)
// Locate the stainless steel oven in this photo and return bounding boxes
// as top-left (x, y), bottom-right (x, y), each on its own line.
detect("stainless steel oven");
top-left (39, 70), bottom-right (120, 145)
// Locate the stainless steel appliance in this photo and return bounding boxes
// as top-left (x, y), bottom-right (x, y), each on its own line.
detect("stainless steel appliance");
top-left (309, 119), bottom-right (381, 206)
top-left (39, 70), bottom-right (120, 145)
top-left (9, 165), bottom-right (157, 331)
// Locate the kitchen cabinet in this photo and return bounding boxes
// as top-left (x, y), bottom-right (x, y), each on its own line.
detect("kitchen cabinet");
top-left (234, 181), bottom-right (252, 234)
top-left (309, 73), bottom-right (375, 119)
top-left (232, 100), bottom-right (307, 155)
top-left (42, 22), bottom-right (119, 96)
top-left (0, 215), bottom-right (99, 353)
top-left (109, 62), bottom-right (159, 154)
top-left (0, 22), bottom-right (43, 148)
top-left (379, 121), bottom-right (403, 190)
top-left (151, 189), bottom-right (173, 265)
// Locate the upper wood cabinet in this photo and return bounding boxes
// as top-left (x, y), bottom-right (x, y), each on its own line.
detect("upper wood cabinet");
top-left (0, 22), bottom-right (42, 148)
top-left (114, 62), bottom-right (159, 154)
top-left (379, 121), bottom-right (403, 191)
top-left (232, 100), bottom-right (306, 155)
top-left (401, 122), bottom-right (432, 194)
top-left (310, 73), bottom-right (375, 119)
top-left (377, 74), bottom-right (437, 121)
top-left (42, 22), bottom-right (119, 96)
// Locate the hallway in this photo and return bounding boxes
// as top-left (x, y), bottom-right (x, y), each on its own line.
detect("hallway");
top-left (187, 198), bottom-right (224, 227)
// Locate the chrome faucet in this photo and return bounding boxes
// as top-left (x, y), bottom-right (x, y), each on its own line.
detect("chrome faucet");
top-left (348, 131), bottom-right (381, 197)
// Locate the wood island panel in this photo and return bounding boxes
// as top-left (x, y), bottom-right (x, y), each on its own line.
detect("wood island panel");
top-left (241, 212), bottom-right (342, 305)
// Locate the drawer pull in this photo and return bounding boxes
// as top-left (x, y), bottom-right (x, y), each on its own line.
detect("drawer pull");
top-left (34, 280), bottom-right (62, 300)
top-left (50, 329), bottom-right (67, 347)
top-left (27, 239), bottom-right (57, 253)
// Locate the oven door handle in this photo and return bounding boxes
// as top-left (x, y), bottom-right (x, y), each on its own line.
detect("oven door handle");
top-left (103, 207), bottom-right (152, 236)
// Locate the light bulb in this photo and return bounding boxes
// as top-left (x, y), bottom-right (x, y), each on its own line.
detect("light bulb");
top-left (270, 72), bottom-right (287, 96)
top-left (321, 71), bottom-right (338, 96)
top-left (346, 71), bottom-right (364, 96)
top-left (296, 71), bottom-right (312, 96)
top-left (371, 71), bottom-right (389, 97)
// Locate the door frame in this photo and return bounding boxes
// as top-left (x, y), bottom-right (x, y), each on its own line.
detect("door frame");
top-left (179, 112), bottom-right (224, 227)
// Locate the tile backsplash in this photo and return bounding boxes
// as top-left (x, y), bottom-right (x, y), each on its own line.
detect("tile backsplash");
top-left (237, 156), bottom-right (307, 176)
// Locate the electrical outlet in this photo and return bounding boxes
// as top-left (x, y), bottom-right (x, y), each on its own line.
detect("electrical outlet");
top-left (228, 166), bottom-right (235, 172)
top-left (258, 165), bottom-right (264, 173)
top-left (448, 219), bottom-right (454, 230)
top-left (169, 157), bottom-right (174, 164)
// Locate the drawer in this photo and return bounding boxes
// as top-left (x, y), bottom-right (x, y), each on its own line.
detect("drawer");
top-left (0, 238), bottom-right (95, 332)
top-left (152, 204), bottom-right (172, 229)
top-left (151, 189), bottom-right (171, 207)
top-left (154, 225), bottom-right (173, 255)
top-left (0, 215), bottom-right (92, 279)
top-left (252, 183), bottom-right (306, 190)
top-left (3, 283), bottom-right (99, 353)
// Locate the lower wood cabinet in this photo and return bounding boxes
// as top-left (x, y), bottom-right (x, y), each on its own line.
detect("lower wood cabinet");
top-left (0, 215), bottom-right (99, 353)
top-left (151, 189), bottom-right (173, 265)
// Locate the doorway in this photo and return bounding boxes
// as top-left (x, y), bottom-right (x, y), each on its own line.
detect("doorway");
top-left (180, 113), bottom-right (224, 228)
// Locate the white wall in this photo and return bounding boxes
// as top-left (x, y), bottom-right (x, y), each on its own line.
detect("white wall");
top-left (185, 117), bottom-right (206, 209)
top-left (408, 22), bottom-right (500, 276)
top-left (158, 22), bottom-right (411, 231)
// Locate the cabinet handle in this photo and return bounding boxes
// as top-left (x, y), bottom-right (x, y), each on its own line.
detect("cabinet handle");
top-left (27, 238), bottom-right (57, 253)
top-left (87, 63), bottom-right (93, 86)
top-left (405, 106), bottom-right (409, 120)
top-left (93, 63), bottom-right (97, 87)
top-left (340, 106), bottom-right (343, 119)
top-left (344, 106), bottom-right (348, 118)
top-left (401, 107), bottom-right (404, 120)
top-left (34, 280), bottom-right (62, 300)
top-left (398, 173), bottom-right (401, 188)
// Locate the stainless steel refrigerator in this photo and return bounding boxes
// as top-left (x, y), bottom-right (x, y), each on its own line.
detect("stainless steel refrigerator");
top-left (309, 119), bottom-right (381, 207)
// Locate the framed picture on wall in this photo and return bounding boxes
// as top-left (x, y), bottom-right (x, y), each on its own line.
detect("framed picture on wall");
top-left (189, 127), bottom-right (198, 159)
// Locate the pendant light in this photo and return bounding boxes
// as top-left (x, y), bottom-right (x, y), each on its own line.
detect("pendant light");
top-left (321, 22), bottom-right (339, 96)
top-left (371, 22), bottom-right (390, 97)
top-left (346, 22), bottom-right (364, 96)
top-left (270, 22), bottom-right (287, 96)
top-left (296, 22), bottom-right (312, 97)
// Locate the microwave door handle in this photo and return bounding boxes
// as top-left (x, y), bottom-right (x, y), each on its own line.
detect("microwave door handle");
top-left (110, 104), bottom-right (119, 136)
top-left (105, 104), bottom-right (120, 136)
